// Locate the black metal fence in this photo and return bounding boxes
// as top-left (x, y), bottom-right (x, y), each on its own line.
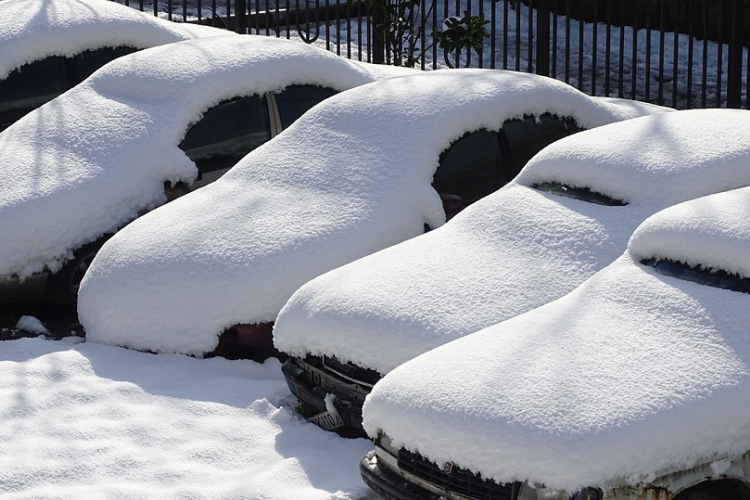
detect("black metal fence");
top-left (116, 0), bottom-right (749, 109)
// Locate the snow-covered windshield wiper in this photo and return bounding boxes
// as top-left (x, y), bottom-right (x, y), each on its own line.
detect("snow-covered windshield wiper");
top-left (532, 182), bottom-right (626, 206)
top-left (641, 257), bottom-right (750, 295)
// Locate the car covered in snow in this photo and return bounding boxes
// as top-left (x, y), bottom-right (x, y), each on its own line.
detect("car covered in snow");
top-left (0, 0), bottom-right (226, 132)
top-left (360, 184), bottom-right (750, 500)
top-left (273, 108), bottom-right (750, 435)
top-left (0, 34), bottom-right (402, 307)
top-left (75, 68), bottom-right (665, 361)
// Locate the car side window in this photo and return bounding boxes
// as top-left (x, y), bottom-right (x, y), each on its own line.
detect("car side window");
top-left (0, 56), bottom-right (68, 130)
top-left (275, 85), bottom-right (338, 129)
top-left (502, 114), bottom-right (580, 181)
top-left (67, 46), bottom-right (138, 87)
top-left (179, 94), bottom-right (272, 176)
top-left (432, 129), bottom-right (505, 206)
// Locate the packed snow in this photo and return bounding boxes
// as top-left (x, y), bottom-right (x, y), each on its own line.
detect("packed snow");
top-left (0, 337), bottom-right (375, 499)
top-left (0, 0), bottom-right (227, 81)
top-left (362, 185), bottom-right (750, 493)
top-left (76, 69), bottom-right (663, 357)
top-left (0, 34), bottom-right (389, 281)
top-left (274, 108), bottom-right (750, 375)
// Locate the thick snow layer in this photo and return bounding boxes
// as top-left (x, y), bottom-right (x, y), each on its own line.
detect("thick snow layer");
top-left (77, 69), bottom-right (664, 357)
top-left (363, 188), bottom-right (750, 491)
top-left (274, 108), bottom-right (750, 374)
top-left (0, 0), bottom-right (226, 81)
top-left (0, 338), bottom-right (374, 499)
top-left (0, 34), bottom-right (384, 280)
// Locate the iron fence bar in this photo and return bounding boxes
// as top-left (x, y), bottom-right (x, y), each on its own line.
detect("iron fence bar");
top-left (358, 0), bottom-right (363, 62)
top-left (527, 0), bottom-right (534, 73)
top-left (631, 0), bottom-right (637, 101)
top-left (671, 2), bottom-right (679, 108)
top-left (515, 1), bottom-right (521, 71)
top-left (727, 0), bottom-right (745, 108)
top-left (550, 0), bottom-right (558, 78)
top-left (454, 0), bottom-right (460, 68)
top-left (503, 0), bottom-right (509, 69)
top-left (235, 0), bottom-right (247, 32)
top-left (618, 0), bottom-right (625, 98)
top-left (536, 0), bottom-right (549, 76)
top-left (432, 0), bottom-right (437, 69)
top-left (605, 1), bottom-right (612, 96)
top-left (645, 5), bottom-right (651, 102)
top-left (701, 2), bottom-right (708, 108)
top-left (716, 1), bottom-right (724, 107)
top-left (489, 0), bottom-right (496, 69)
top-left (284, 0), bottom-right (290, 38)
top-left (477, 0), bottom-right (483, 68)
top-left (564, 0), bottom-right (570, 83)
top-left (591, 0), bottom-right (597, 95)
top-left (687, 0), bottom-right (694, 108)
top-left (657, 0), bottom-right (665, 105)
top-left (182, 0), bottom-right (187, 22)
top-left (577, 3), bottom-right (584, 90)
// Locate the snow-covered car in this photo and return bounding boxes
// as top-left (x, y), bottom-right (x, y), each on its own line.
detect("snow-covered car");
top-left (360, 184), bottom-right (750, 500)
top-left (0, 0), bottom-right (227, 132)
top-left (0, 34), bottom-right (402, 307)
top-left (76, 68), bottom-right (666, 361)
top-left (273, 108), bottom-right (750, 435)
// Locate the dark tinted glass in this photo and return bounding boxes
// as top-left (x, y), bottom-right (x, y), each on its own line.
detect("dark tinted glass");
top-left (0, 56), bottom-right (68, 131)
top-left (179, 95), bottom-right (272, 175)
top-left (433, 129), bottom-right (505, 205)
top-left (275, 85), bottom-right (338, 129)
top-left (533, 182), bottom-right (627, 206)
top-left (502, 114), bottom-right (579, 180)
top-left (67, 46), bottom-right (138, 86)
top-left (642, 258), bottom-right (750, 295)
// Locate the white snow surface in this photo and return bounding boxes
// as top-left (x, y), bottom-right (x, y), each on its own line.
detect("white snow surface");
top-left (0, 34), bottom-right (386, 280)
top-left (363, 187), bottom-right (750, 492)
top-left (0, 0), bottom-right (227, 81)
top-left (0, 338), bottom-right (375, 499)
top-left (77, 69), bottom-right (664, 357)
top-left (15, 315), bottom-right (49, 335)
top-left (274, 108), bottom-right (750, 374)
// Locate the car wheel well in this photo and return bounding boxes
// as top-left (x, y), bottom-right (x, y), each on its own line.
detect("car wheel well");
top-left (673, 478), bottom-right (750, 500)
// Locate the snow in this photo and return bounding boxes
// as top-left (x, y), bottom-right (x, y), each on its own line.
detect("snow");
top-left (0, 0), bottom-right (228, 81)
top-left (76, 69), bottom-right (663, 357)
top-left (0, 34), bottom-right (387, 281)
top-left (0, 337), bottom-right (375, 499)
top-left (362, 186), bottom-right (750, 493)
top-left (273, 108), bottom-right (750, 375)
top-left (15, 315), bottom-right (49, 335)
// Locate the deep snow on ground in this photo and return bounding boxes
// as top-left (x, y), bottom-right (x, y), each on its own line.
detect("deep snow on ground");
top-left (0, 336), bottom-right (377, 500)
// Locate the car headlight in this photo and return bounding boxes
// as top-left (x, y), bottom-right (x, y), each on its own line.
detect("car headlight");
top-left (376, 432), bottom-right (400, 457)
top-left (518, 484), bottom-right (602, 500)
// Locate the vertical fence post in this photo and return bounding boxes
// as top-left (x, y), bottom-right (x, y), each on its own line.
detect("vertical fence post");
top-left (727, 0), bottom-right (745, 108)
top-left (235, 0), bottom-right (247, 33)
top-left (371, 2), bottom-right (386, 64)
top-left (535, 0), bottom-right (550, 76)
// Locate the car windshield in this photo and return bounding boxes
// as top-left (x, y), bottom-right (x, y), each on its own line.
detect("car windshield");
top-left (641, 258), bottom-right (750, 294)
top-left (532, 182), bottom-right (626, 206)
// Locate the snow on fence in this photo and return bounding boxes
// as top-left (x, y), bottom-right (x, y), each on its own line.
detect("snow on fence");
top-left (111, 0), bottom-right (750, 109)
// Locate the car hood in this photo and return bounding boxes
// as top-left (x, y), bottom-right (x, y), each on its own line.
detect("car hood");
top-left (76, 69), bottom-right (664, 356)
top-left (362, 187), bottom-right (750, 493)
top-left (274, 109), bottom-right (750, 374)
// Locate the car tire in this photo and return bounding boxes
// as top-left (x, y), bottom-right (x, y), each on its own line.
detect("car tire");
top-left (43, 237), bottom-right (110, 308)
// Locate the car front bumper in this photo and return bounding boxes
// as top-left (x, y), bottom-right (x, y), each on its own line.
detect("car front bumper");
top-left (281, 356), bottom-right (367, 435)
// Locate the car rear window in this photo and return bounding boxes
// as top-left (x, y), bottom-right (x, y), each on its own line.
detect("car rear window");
top-left (532, 182), bottom-right (627, 206)
top-left (641, 257), bottom-right (750, 294)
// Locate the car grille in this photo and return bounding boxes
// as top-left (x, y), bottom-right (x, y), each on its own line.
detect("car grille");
top-left (322, 355), bottom-right (382, 387)
top-left (397, 449), bottom-right (518, 500)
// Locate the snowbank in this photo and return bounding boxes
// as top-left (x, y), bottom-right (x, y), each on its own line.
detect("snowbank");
top-left (78, 69), bottom-right (664, 356)
top-left (274, 108), bottom-right (750, 374)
